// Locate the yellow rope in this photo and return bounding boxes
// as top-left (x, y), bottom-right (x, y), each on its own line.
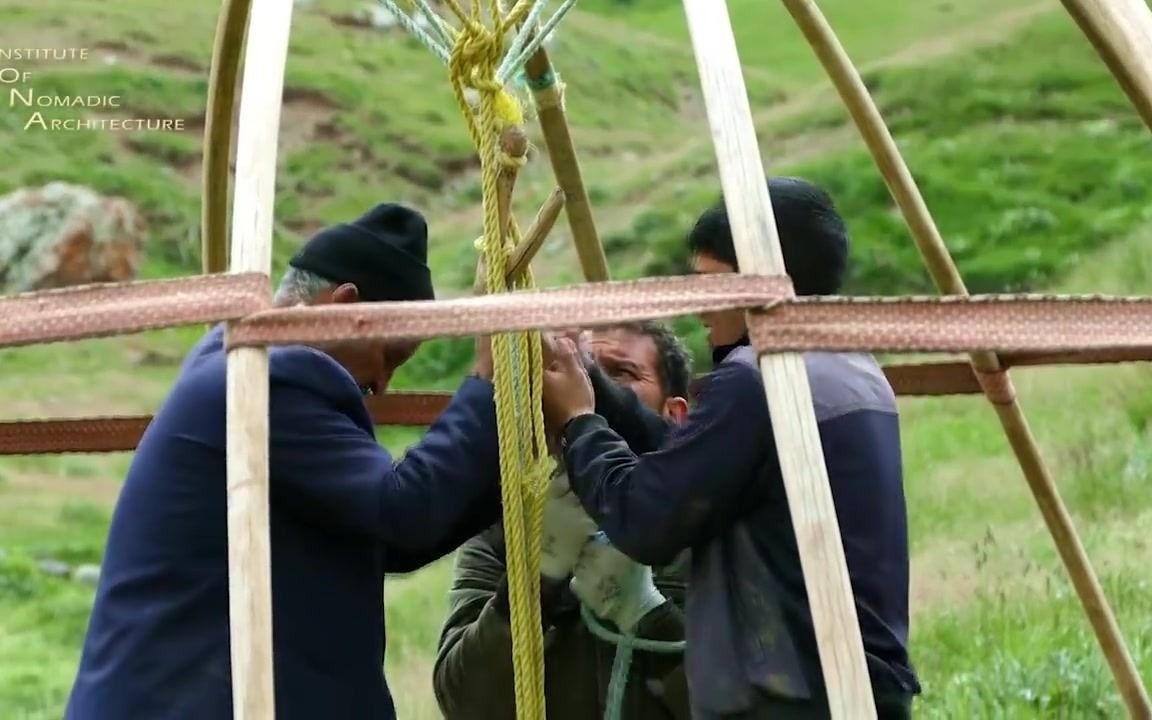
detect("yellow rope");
top-left (446, 4), bottom-right (550, 718)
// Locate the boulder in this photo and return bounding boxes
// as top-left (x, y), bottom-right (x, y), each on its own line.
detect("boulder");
top-left (73, 564), bottom-right (102, 586)
top-left (0, 182), bottom-right (145, 294)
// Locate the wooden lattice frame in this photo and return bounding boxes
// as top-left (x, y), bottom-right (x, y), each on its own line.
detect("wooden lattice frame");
top-left (2, 0), bottom-right (1152, 718)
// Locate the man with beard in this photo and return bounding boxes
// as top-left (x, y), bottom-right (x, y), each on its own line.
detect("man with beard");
top-left (433, 321), bottom-right (696, 719)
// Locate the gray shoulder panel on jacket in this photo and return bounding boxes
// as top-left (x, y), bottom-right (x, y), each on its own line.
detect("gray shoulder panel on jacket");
top-left (722, 345), bottom-right (897, 422)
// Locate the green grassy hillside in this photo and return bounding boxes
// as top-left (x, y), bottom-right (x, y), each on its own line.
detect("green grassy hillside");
top-left (1, 0), bottom-right (1151, 717)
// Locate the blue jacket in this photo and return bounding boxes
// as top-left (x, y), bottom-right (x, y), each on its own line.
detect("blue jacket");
top-left (562, 345), bottom-right (920, 717)
top-left (66, 326), bottom-right (502, 719)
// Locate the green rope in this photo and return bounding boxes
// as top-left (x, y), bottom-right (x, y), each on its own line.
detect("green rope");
top-left (375, 0), bottom-right (574, 128)
top-left (376, 0), bottom-right (452, 63)
top-left (496, 0), bottom-right (553, 81)
top-left (579, 601), bottom-right (686, 720)
top-left (497, 0), bottom-right (578, 84)
top-left (375, 0), bottom-right (572, 81)
top-left (411, 0), bottom-right (456, 47)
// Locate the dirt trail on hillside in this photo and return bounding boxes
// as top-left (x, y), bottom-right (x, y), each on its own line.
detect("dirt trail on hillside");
top-left (776, 0), bottom-right (1055, 120)
top-left (860, 1), bottom-right (1055, 75)
top-left (631, 0), bottom-right (1059, 184)
top-left (441, 0), bottom-right (1058, 275)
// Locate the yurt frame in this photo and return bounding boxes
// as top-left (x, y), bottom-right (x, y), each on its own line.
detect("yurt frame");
top-left (2, 1), bottom-right (1151, 718)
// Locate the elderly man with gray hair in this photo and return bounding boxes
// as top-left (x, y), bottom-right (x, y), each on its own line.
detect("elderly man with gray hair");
top-left (66, 204), bottom-right (504, 720)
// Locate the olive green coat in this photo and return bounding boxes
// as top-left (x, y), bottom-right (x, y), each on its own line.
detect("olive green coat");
top-left (432, 524), bottom-right (691, 720)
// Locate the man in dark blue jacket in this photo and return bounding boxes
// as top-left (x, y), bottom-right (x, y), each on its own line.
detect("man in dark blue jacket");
top-left (540, 178), bottom-right (921, 719)
top-left (66, 204), bottom-right (504, 719)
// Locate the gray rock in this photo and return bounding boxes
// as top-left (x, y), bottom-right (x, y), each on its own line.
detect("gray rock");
top-left (0, 182), bottom-right (145, 294)
top-left (73, 564), bottom-right (102, 586)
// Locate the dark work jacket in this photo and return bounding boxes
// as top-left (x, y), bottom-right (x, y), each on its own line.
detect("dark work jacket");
top-left (65, 325), bottom-right (503, 720)
top-left (433, 523), bottom-right (692, 720)
top-left (562, 345), bottom-right (920, 719)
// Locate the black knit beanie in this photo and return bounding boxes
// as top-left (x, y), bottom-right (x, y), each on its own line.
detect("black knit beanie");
top-left (288, 203), bottom-right (435, 302)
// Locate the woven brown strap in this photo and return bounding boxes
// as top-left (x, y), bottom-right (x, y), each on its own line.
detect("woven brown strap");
top-left (0, 392), bottom-right (452, 454)
top-left (222, 280), bottom-right (1152, 353)
top-left (225, 274), bottom-right (795, 348)
top-left (748, 294), bottom-right (1152, 355)
top-left (682, 359), bottom-right (984, 399)
top-left (0, 273), bottom-right (269, 349)
top-left (3, 270), bottom-right (1152, 455)
top-left (4, 272), bottom-right (1150, 356)
top-left (1002, 347), bottom-right (1152, 367)
top-left (5, 349), bottom-right (1150, 455)
top-left (883, 360), bottom-right (982, 396)
top-left (0, 416), bottom-right (154, 455)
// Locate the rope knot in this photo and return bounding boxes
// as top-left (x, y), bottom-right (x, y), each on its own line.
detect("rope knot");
top-left (469, 66), bottom-right (504, 94)
top-left (498, 151), bottom-right (528, 170)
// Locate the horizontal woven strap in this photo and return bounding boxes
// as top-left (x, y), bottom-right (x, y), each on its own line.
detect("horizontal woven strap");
top-left (1001, 347), bottom-right (1152, 367)
top-left (680, 359), bottom-right (985, 398)
top-left (0, 416), bottom-right (153, 455)
top-left (0, 273), bottom-right (270, 349)
top-left (748, 294), bottom-right (1152, 355)
top-left (223, 276), bottom-right (1152, 352)
top-left (0, 391), bottom-right (450, 454)
top-left (225, 274), bottom-right (795, 348)
top-left (3, 348), bottom-right (1149, 455)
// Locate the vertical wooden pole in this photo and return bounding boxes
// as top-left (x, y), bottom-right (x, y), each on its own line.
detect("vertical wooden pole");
top-left (1059, 0), bottom-right (1152, 135)
top-left (523, 49), bottom-right (611, 282)
top-left (679, 1), bottom-right (876, 716)
top-left (202, 0), bottom-right (254, 275)
top-left (226, 0), bottom-right (295, 717)
top-left (777, 2), bottom-right (1152, 716)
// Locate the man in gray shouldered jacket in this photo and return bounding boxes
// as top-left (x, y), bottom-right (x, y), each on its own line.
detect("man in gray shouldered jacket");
top-left (540, 177), bottom-right (922, 719)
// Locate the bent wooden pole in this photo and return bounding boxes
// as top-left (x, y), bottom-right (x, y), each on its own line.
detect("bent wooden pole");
top-left (680, 1), bottom-right (876, 716)
top-left (226, 0), bottom-right (295, 716)
top-left (523, 47), bottom-right (611, 282)
top-left (202, 0), bottom-right (254, 273)
top-left (1059, 0), bottom-right (1152, 136)
top-left (778, 1), bottom-right (1152, 716)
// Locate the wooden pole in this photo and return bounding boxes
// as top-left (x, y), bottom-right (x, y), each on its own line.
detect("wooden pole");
top-left (1059, 0), bottom-right (1152, 135)
top-left (680, 1), bottom-right (876, 716)
top-left (523, 48), bottom-right (611, 282)
top-left (202, 0), bottom-right (253, 274)
top-left (777, 1), bottom-right (1152, 716)
top-left (508, 187), bottom-right (565, 281)
top-left (225, 0), bottom-right (295, 716)
top-left (473, 187), bottom-right (567, 294)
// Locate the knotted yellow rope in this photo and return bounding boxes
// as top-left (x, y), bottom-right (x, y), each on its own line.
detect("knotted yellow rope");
top-left (444, 1), bottom-right (551, 717)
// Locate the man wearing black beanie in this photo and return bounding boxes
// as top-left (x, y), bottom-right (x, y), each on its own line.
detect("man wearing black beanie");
top-left (66, 203), bottom-right (505, 720)
top-left (540, 177), bottom-right (921, 719)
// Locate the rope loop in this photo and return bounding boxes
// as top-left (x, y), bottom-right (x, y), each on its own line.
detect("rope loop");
top-left (580, 603), bottom-right (686, 720)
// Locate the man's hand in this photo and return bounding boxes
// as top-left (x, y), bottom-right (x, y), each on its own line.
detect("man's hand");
top-left (570, 532), bottom-right (666, 633)
top-left (541, 336), bottom-right (595, 437)
top-left (539, 471), bottom-right (596, 579)
top-left (472, 335), bottom-right (493, 380)
top-left (558, 328), bottom-right (595, 370)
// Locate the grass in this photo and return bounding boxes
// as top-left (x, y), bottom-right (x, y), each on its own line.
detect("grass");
top-left (2, 0), bottom-right (1152, 716)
